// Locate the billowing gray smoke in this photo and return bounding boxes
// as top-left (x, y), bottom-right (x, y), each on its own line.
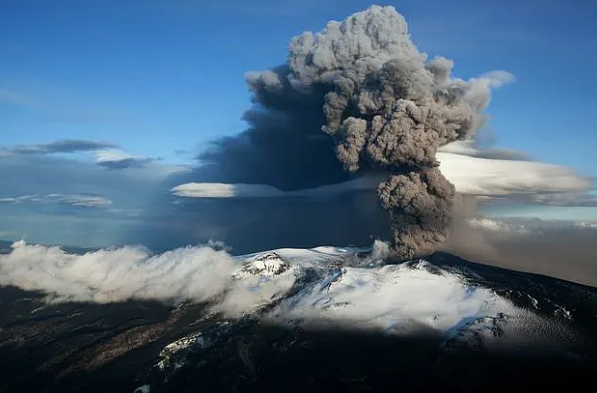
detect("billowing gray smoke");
top-left (192, 5), bottom-right (511, 258)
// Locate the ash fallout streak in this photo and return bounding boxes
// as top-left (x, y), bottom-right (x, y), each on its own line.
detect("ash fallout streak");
top-left (197, 5), bottom-right (512, 259)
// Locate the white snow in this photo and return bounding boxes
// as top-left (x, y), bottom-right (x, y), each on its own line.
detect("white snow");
top-left (270, 260), bottom-right (520, 334)
top-left (233, 253), bottom-right (289, 278)
top-left (156, 332), bottom-right (207, 371)
top-left (133, 385), bottom-right (150, 393)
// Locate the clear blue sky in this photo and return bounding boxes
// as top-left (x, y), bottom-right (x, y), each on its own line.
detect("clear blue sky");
top-left (1, 0), bottom-right (596, 173)
top-left (1, 0), bottom-right (596, 247)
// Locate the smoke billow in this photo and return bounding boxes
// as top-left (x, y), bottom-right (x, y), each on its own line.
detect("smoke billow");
top-left (218, 5), bottom-right (511, 259)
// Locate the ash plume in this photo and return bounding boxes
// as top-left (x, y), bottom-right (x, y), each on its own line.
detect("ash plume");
top-left (196, 5), bottom-right (511, 259)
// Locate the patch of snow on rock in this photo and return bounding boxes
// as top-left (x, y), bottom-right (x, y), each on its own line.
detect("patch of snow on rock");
top-left (156, 332), bottom-right (207, 372)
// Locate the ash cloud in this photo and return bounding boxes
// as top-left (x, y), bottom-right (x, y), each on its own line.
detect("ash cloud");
top-left (442, 217), bottom-right (597, 287)
top-left (188, 5), bottom-right (512, 259)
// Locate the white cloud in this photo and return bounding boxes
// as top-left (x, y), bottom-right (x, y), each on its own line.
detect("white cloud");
top-left (0, 241), bottom-right (309, 313)
top-left (436, 151), bottom-right (591, 196)
top-left (172, 183), bottom-right (287, 198)
top-left (171, 145), bottom-right (591, 202)
top-left (438, 140), bottom-right (530, 160)
top-left (0, 241), bottom-right (236, 303)
top-left (0, 195), bottom-right (40, 204)
top-left (48, 194), bottom-right (113, 207)
top-left (466, 218), bottom-right (532, 234)
top-left (171, 176), bottom-right (382, 199)
top-left (95, 149), bottom-right (153, 169)
top-left (95, 149), bottom-right (139, 162)
top-left (0, 193), bottom-right (113, 208)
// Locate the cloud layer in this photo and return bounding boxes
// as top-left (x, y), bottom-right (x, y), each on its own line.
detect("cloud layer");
top-left (0, 241), bottom-right (235, 303)
top-left (172, 143), bottom-right (592, 202)
top-left (0, 140), bottom-right (118, 158)
top-left (95, 150), bottom-right (156, 170)
top-left (0, 193), bottom-right (113, 208)
top-left (435, 149), bottom-right (591, 196)
top-left (437, 140), bottom-right (531, 161)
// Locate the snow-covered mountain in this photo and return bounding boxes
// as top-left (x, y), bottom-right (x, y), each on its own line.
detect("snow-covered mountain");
top-left (144, 245), bottom-right (597, 388)
top-left (1, 242), bottom-right (596, 392)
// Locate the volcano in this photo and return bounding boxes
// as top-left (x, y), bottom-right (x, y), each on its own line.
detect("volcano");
top-left (1, 244), bottom-right (596, 392)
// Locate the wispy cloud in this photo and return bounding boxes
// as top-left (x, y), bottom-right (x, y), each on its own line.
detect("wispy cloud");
top-left (525, 192), bottom-right (597, 207)
top-left (46, 194), bottom-right (114, 208)
top-left (0, 139), bottom-right (118, 158)
top-left (95, 150), bottom-right (155, 170)
top-left (94, 149), bottom-right (190, 177)
top-left (0, 193), bottom-right (113, 208)
top-left (0, 196), bottom-right (38, 203)
top-left (1, 140), bottom-right (188, 179)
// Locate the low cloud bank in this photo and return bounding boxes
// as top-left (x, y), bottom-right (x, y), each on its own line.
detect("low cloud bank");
top-left (0, 241), bottom-right (235, 303)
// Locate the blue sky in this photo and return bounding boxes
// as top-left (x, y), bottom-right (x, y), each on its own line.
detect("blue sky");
top-left (2, 0), bottom-right (596, 171)
top-left (1, 0), bottom-right (596, 248)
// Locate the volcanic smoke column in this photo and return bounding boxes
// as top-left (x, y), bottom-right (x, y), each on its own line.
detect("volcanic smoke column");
top-left (245, 6), bottom-right (511, 259)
